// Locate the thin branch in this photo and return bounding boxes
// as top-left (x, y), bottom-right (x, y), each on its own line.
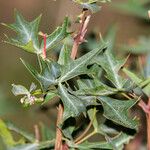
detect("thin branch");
top-left (71, 10), bottom-right (91, 59)
top-left (42, 33), bottom-right (47, 59)
top-left (138, 98), bottom-right (150, 150)
top-left (55, 104), bottom-right (64, 150)
top-left (34, 124), bottom-right (40, 143)
top-left (75, 130), bottom-right (96, 145)
top-left (75, 108), bottom-right (96, 143)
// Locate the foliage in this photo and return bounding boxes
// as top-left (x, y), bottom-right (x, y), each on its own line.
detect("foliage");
top-left (2, 0), bottom-right (145, 150)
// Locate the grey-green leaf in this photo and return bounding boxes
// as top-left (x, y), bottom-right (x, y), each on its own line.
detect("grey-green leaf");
top-left (59, 43), bottom-right (107, 82)
top-left (98, 96), bottom-right (138, 129)
top-left (3, 10), bottom-right (41, 54)
top-left (58, 83), bottom-right (86, 121)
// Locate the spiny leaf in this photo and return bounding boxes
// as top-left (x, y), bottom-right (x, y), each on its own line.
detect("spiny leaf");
top-left (59, 43), bottom-right (107, 83)
top-left (123, 67), bottom-right (150, 97)
top-left (98, 96), bottom-right (138, 129)
top-left (2, 9), bottom-right (41, 54)
top-left (95, 49), bottom-right (127, 89)
top-left (58, 83), bottom-right (86, 121)
top-left (40, 17), bottom-right (69, 51)
top-left (21, 58), bottom-right (61, 90)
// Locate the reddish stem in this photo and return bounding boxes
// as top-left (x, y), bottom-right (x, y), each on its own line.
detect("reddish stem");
top-left (55, 104), bottom-right (64, 150)
top-left (139, 98), bottom-right (150, 150)
top-left (42, 33), bottom-right (47, 59)
top-left (71, 11), bottom-right (91, 59)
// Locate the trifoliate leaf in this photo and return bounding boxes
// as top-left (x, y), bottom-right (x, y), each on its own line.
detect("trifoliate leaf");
top-left (98, 96), bottom-right (138, 129)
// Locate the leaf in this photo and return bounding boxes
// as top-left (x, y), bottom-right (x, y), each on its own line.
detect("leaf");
top-left (97, 96), bottom-right (138, 129)
top-left (9, 143), bottom-right (38, 150)
top-left (2, 10), bottom-right (41, 54)
top-left (40, 123), bottom-right (55, 141)
top-left (70, 132), bottom-right (132, 150)
top-left (58, 44), bottom-right (71, 65)
top-left (59, 43), bottom-right (107, 82)
top-left (5, 121), bottom-right (35, 142)
top-left (74, 84), bottom-right (118, 96)
top-left (42, 91), bottom-right (58, 104)
top-left (123, 68), bottom-right (150, 96)
top-left (21, 58), bottom-right (61, 90)
top-left (112, 0), bottom-right (149, 20)
top-left (95, 51), bottom-right (126, 89)
top-left (81, 3), bottom-right (101, 13)
top-left (0, 119), bottom-right (16, 147)
top-left (12, 84), bottom-right (29, 96)
top-left (121, 36), bottom-right (150, 54)
top-left (58, 83), bottom-right (86, 121)
top-left (40, 17), bottom-right (69, 51)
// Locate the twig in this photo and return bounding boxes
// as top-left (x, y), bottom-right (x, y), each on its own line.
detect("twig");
top-left (74, 108), bottom-right (96, 143)
top-left (55, 104), bottom-right (64, 150)
top-left (55, 9), bottom-right (91, 150)
top-left (42, 33), bottom-right (47, 59)
top-left (71, 10), bottom-right (91, 59)
top-left (138, 98), bottom-right (150, 150)
top-left (34, 124), bottom-right (40, 143)
top-left (75, 130), bottom-right (96, 145)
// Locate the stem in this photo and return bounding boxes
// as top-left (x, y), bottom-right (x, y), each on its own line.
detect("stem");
top-left (34, 124), bottom-right (40, 143)
top-left (75, 108), bottom-right (96, 143)
top-left (71, 10), bottom-right (91, 59)
top-left (55, 104), bottom-right (64, 150)
top-left (75, 120), bottom-right (93, 143)
top-left (75, 130), bottom-right (96, 145)
top-left (55, 9), bottom-right (91, 150)
top-left (42, 33), bottom-right (47, 59)
top-left (139, 98), bottom-right (150, 150)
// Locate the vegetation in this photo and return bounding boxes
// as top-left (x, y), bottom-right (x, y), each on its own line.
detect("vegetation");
top-left (1, 0), bottom-right (150, 149)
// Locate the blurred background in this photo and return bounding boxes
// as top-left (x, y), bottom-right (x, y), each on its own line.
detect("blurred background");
top-left (0, 0), bottom-right (150, 148)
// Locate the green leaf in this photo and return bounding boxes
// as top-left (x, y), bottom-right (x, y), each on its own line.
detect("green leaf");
top-left (95, 51), bottom-right (126, 89)
top-left (70, 132), bottom-right (132, 150)
top-left (123, 68), bottom-right (150, 96)
top-left (40, 123), bottom-right (55, 141)
top-left (21, 58), bottom-right (61, 90)
top-left (0, 119), bottom-right (16, 147)
top-left (58, 44), bottom-right (71, 65)
top-left (112, 0), bottom-right (149, 20)
top-left (98, 96), bottom-right (138, 129)
top-left (74, 84), bottom-right (118, 96)
top-left (42, 91), bottom-right (58, 104)
top-left (5, 121), bottom-right (35, 142)
top-left (9, 143), bottom-right (38, 150)
top-left (58, 83), bottom-right (86, 121)
top-left (59, 43), bottom-right (107, 82)
top-left (121, 36), bottom-right (150, 54)
top-left (12, 84), bottom-right (29, 96)
top-left (81, 3), bottom-right (101, 13)
top-left (2, 10), bottom-right (41, 54)
top-left (40, 17), bottom-right (69, 51)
